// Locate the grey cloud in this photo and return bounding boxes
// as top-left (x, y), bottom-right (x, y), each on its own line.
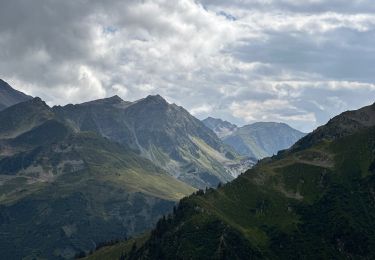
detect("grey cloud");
top-left (233, 28), bottom-right (375, 83)
top-left (0, 0), bottom-right (374, 132)
top-left (201, 0), bottom-right (375, 14)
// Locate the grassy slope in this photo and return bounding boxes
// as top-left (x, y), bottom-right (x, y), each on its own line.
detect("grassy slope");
top-left (90, 125), bottom-right (375, 259)
top-left (0, 130), bottom-right (195, 259)
top-left (175, 136), bottom-right (235, 187)
top-left (74, 133), bottom-right (196, 201)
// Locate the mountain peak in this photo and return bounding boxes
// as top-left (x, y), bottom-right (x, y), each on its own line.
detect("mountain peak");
top-left (30, 96), bottom-right (43, 103)
top-left (203, 117), bottom-right (237, 127)
top-left (107, 95), bottom-right (124, 103)
top-left (23, 97), bottom-right (49, 109)
top-left (0, 79), bottom-right (32, 110)
top-left (202, 117), bottom-right (237, 138)
top-left (79, 95), bottom-right (125, 106)
top-left (143, 94), bottom-right (167, 104)
top-left (0, 96), bottom-right (50, 113)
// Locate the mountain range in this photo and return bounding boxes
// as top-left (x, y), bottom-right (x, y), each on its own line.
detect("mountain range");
top-left (52, 95), bottom-right (243, 189)
top-left (4, 79), bottom-right (365, 260)
top-left (92, 101), bottom-right (375, 259)
top-left (0, 96), bottom-right (196, 259)
top-left (203, 117), bottom-right (306, 159)
top-left (0, 80), bottom-right (251, 259)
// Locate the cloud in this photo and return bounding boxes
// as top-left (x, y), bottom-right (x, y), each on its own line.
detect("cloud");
top-left (111, 84), bottom-right (129, 97)
top-left (230, 99), bottom-right (317, 132)
top-left (227, 81), bottom-right (375, 132)
top-left (190, 104), bottom-right (214, 115)
top-left (0, 0), bottom-right (374, 131)
top-left (201, 0), bottom-right (375, 14)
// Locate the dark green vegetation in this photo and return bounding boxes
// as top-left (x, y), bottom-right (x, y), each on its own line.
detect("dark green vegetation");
top-left (0, 79), bottom-right (32, 111)
top-left (203, 117), bottom-right (305, 159)
top-left (94, 102), bottom-right (375, 259)
top-left (0, 94), bottom-right (196, 259)
top-left (83, 233), bottom-right (150, 260)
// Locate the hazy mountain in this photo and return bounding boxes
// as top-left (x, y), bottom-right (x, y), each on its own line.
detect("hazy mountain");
top-left (54, 95), bottom-right (240, 189)
top-left (0, 98), bottom-right (195, 259)
top-left (91, 102), bottom-right (375, 259)
top-left (202, 117), bottom-right (237, 138)
top-left (223, 122), bottom-right (306, 159)
top-left (0, 79), bottom-right (32, 111)
top-left (203, 117), bottom-right (306, 159)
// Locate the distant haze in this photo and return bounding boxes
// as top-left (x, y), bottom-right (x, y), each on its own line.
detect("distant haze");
top-left (203, 117), bottom-right (306, 159)
top-left (1, 0), bottom-right (374, 132)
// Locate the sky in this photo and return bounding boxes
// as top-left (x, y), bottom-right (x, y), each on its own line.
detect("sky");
top-left (1, 0), bottom-right (375, 132)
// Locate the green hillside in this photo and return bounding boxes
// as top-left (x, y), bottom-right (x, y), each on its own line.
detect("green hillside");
top-left (91, 103), bottom-right (375, 259)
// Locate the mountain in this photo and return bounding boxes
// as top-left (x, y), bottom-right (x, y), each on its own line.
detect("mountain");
top-left (54, 95), bottom-right (240, 189)
top-left (223, 122), bottom-right (306, 159)
top-left (202, 117), bottom-right (237, 138)
top-left (292, 102), bottom-right (375, 151)
top-left (90, 102), bottom-right (375, 259)
top-left (0, 98), bottom-right (195, 259)
top-left (0, 79), bottom-right (32, 111)
top-left (203, 117), bottom-right (306, 159)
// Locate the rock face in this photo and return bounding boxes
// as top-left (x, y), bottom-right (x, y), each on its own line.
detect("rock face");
top-left (203, 117), bottom-right (306, 159)
top-left (54, 95), bottom-right (239, 189)
top-left (0, 79), bottom-right (32, 111)
top-left (112, 101), bottom-right (375, 260)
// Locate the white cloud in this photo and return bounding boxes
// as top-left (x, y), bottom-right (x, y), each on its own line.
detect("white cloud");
top-left (112, 84), bottom-right (129, 97)
top-left (230, 99), bottom-right (317, 132)
top-left (0, 0), bottom-right (374, 132)
top-left (190, 104), bottom-right (214, 115)
top-left (236, 11), bottom-right (375, 34)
